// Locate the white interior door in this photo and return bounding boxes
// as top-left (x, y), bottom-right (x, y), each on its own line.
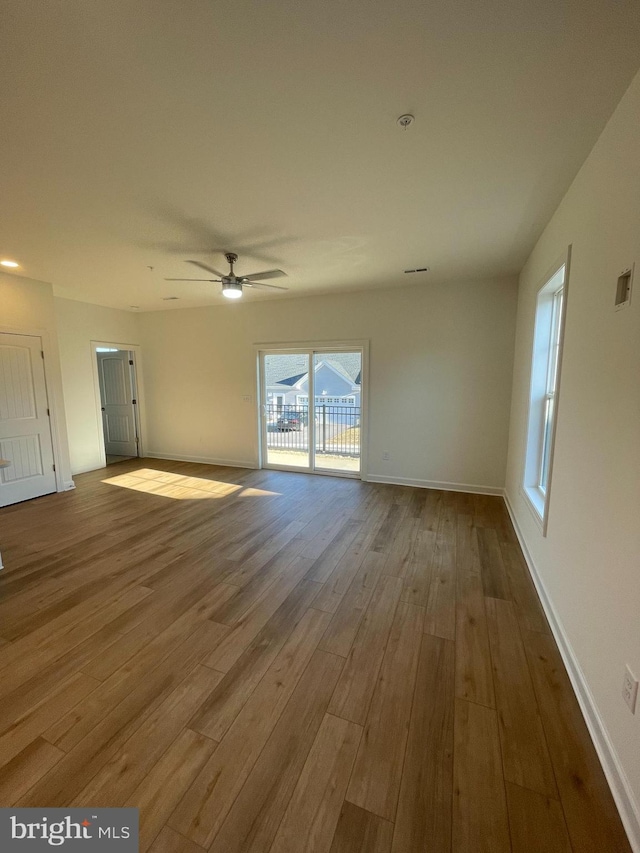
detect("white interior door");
top-left (0, 333), bottom-right (57, 507)
top-left (97, 351), bottom-right (138, 457)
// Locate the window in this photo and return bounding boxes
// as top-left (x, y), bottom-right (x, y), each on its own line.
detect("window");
top-left (538, 287), bottom-right (563, 493)
top-left (523, 264), bottom-right (567, 530)
top-left (296, 395), bottom-right (356, 406)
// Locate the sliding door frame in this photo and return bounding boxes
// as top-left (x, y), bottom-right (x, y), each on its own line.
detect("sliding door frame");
top-left (255, 340), bottom-right (369, 480)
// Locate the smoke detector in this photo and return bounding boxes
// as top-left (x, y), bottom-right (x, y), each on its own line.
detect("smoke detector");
top-left (397, 114), bottom-right (415, 129)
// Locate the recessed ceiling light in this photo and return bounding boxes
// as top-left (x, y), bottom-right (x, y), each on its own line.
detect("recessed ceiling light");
top-left (1, 259), bottom-right (20, 268)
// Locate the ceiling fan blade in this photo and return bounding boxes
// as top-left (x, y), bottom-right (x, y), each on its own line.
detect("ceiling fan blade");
top-left (164, 277), bottom-right (221, 282)
top-left (187, 259), bottom-right (227, 276)
top-left (244, 281), bottom-right (289, 291)
top-left (241, 269), bottom-right (287, 282)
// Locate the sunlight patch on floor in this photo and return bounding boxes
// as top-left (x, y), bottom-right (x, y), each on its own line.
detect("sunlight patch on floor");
top-left (238, 486), bottom-right (281, 497)
top-left (102, 468), bottom-right (280, 500)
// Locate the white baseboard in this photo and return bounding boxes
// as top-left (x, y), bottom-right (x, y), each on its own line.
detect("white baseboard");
top-left (365, 473), bottom-right (503, 496)
top-left (504, 491), bottom-right (640, 853)
top-left (72, 462), bottom-right (105, 475)
top-left (146, 451), bottom-right (258, 470)
top-left (63, 480), bottom-right (76, 491)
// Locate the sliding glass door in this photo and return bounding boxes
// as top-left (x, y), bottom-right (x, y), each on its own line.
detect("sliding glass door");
top-left (259, 347), bottom-right (363, 477)
top-left (312, 352), bottom-right (361, 473)
top-left (262, 352), bottom-right (311, 470)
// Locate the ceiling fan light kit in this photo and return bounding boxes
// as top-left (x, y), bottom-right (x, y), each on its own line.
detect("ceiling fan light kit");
top-left (222, 281), bottom-right (243, 299)
top-left (164, 251), bottom-right (288, 300)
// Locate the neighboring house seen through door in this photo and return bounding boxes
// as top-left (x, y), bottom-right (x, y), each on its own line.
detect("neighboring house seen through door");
top-left (0, 333), bottom-right (57, 507)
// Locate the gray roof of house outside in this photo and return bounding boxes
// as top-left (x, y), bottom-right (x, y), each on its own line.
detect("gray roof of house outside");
top-left (265, 352), bottom-right (361, 387)
top-left (276, 371), bottom-right (307, 387)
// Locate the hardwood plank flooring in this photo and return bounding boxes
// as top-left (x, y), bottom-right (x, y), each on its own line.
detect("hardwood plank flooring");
top-left (477, 527), bottom-right (510, 600)
top-left (318, 552), bottom-right (383, 657)
top-left (391, 633), bottom-right (454, 852)
top-left (189, 578), bottom-right (322, 742)
top-left (0, 458), bottom-right (631, 852)
top-left (168, 609), bottom-right (332, 847)
top-left (524, 630), bottom-right (632, 852)
top-left (208, 651), bottom-right (344, 853)
top-left (424, 502), bottom-right (457, 639)
top-left (506, 782), bottom-right (572, 853)
top-left (330, 801), bottom-right (394, 853)
top-left (455, 569), bottom-right (495, 708)
top-left (0, 738), bottom-right (65, 806)
top-left (149, 826), bottom-right (206, 853)
top-left (129, 728), bottom-right (218, 852)
top-left (20, 621), bottom-right (226, 808)
top-left (270, 713), bottom-right (362, 853)
top-left (345, 601), bottom-right (424, 820)
top-left (452, 697), bottom-right (511, 853)
top-left (485, 597), bottom-right (556, 798)
top-left (73, 664), bottom-right (225, 807)
top-left (327, 574), bottom-right (402, 726)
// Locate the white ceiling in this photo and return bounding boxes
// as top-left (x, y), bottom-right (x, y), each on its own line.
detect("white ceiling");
top-left (1, 0), bottom-right (639, 311)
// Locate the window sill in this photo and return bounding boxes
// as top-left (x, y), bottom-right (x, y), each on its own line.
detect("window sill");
top-left (521, 485), bottom-right (546, 533)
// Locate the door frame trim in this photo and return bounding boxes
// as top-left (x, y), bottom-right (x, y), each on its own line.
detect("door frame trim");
top-left (0, 325), bottom-right (70, 493)
top-left (91, 340), bottom-right (146, 467)
top-left (254, 339), bottom-right (369, 480)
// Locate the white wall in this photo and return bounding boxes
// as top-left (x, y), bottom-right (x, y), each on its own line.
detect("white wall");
top-left (505, 70), bottom-right (640, 843)
top-left (54, 298), bottom-right (140, 474)
top-left (0, 272), bottom-right (73, 488)
top-left (139, 277), bottom-right (517, 491)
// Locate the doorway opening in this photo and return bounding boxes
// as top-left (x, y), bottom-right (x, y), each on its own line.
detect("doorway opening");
top-left (94, 346), bottom-right (141, 465)
top-left (258, 345), bottom-right (366, 478)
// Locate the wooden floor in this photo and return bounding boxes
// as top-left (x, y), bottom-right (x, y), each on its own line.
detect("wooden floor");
top-left (0, 459), bottom-right (630, 852)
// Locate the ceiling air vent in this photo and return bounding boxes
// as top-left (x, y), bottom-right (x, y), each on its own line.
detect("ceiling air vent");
top-left (404, 267), bottom-right (430, 274)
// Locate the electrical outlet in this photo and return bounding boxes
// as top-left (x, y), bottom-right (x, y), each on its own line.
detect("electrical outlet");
top-left (622, 665), bottom-right (638, 713)
top-left (242, 395), bottom-right (252, 404)
top-left (382, 451), bottom-right (390, 461)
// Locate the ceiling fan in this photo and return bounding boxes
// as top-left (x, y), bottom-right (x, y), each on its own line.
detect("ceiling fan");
top-left (165, 252), bottom-right (288, 299)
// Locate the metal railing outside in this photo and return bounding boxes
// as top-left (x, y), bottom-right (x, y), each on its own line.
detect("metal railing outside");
top-left (265, 404), bottom-right (360, 458)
